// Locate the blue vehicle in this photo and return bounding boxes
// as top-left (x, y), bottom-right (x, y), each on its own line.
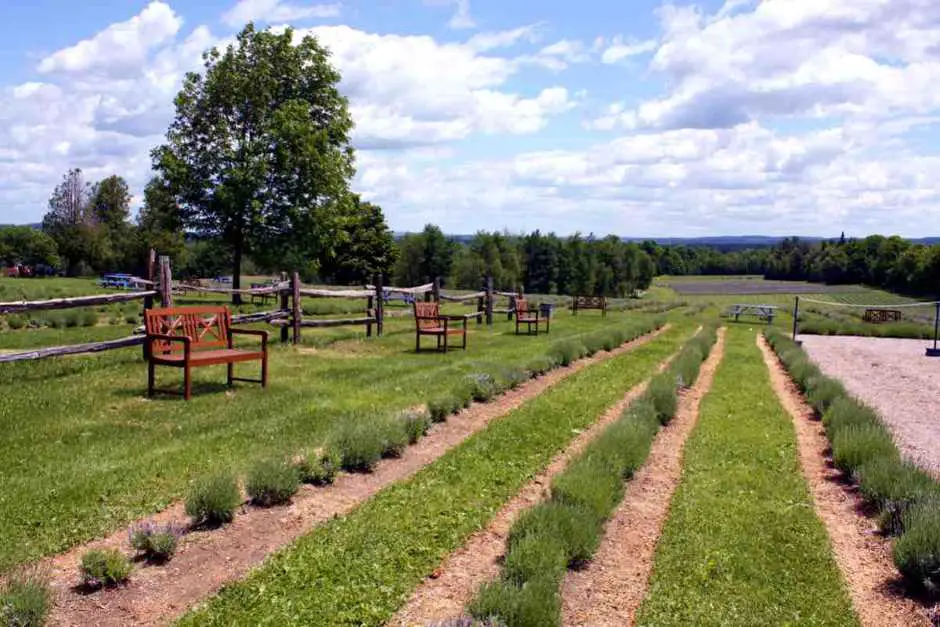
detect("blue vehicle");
top-left (98, 273), bottom-right (138, 290)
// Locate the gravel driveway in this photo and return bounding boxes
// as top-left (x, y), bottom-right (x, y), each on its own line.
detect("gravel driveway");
top-left (801, 335), bottom-right (940, 476)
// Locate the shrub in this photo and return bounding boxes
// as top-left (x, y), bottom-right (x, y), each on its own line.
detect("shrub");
top-left (894, 501), bottom-right (940, 595)
top-left (525, 355), bottom-right (555, 377)
top-left (184, 473), bottom-right (241, 526)
top-left (5, 314), bottom-right (26, 330)
top-left (671, 347), bottom-right (705, 388)
top-left (0, 572), bottom-right (50, 627)
top-left (857, 458), bottom-right (938, 535)
top-left (469, 577), bottom-right (560, 627)
top-left (329, 420), bottom-right (386, 472)
top-left (79, 549), bottom-right (133, 588)
top-left (496, 367), bottom-right (528, 391)
top-left (124, 312), bottom-right (138, 324)
top-left (646, 375), bottom-right (678, 425)
top-left (822, 397), bottom-right (881, 437)
top-left (129, 521), bottom-right (185, 562)
top-left (805, 376), bottom-right (846, 416)
top-left (376, 414), bottom-right (410, 458)
top-left (63, 310), bottom-right (81, 328)
top-left (296, 448), bottom-right (341, 485)
top-left (508, 502), bottom-right (599, 568)
top-left (501, 534), bottom-right (568, 587)
top-left (548, 339), bottom-right (587, 367)
top-left (551, 459), bottom-right (622, 523)
top-left (467, 373), bottom-right (500, 403)
top-left (246, 458), bottom-right (300, 507)
top-left (428, 395), bottom-right (459, 423)
top-left (401, 410), bottom-right (432, 444)
top-left (831, 424), bottom-right (899, 476)
top-left (79, 309), bottom-right (98, 327)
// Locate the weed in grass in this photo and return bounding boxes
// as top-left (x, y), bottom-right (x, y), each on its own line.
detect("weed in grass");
top-left (508, 502), bottom-right (599, 568)
top-left (79, 549), bottom-right (132, 588)
top-left (468, 577), bottom-right (560, 627)
top-left (329, 420), bottom-right (386, 472)
top-left (856, 458), bottom-right (939, 536)
top-left (646, 374), bottom-right (678, 425)
top-left (894, 501), bottom-right (940, 595)
top-left (129, 521), bottom-right (185, 562)
top-left (295, 448), bottom-right (341, 485)
top-left (501, 534), bottom-right (568, 586)
top-left (0, 571), bottom-right (50, 627)
top-left (831, 423), bottom-right (899, 477)
top-left (401, 410), bottom-right (432, 444)
top-left (184, 473), bottom-right (241, 527)
top-left (246, 458), bottom-right (300, 507)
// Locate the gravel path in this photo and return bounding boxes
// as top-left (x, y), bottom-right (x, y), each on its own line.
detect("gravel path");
top-left (801, 335), bottom-right (940, 476)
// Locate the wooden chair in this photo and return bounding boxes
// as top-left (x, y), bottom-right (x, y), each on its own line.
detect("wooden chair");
top-left (515, 298), bottom-right (548, 335)
top-left (413, 301), bottom-right (467, 352)
top-left (144, 306), bottom-right (268, 400)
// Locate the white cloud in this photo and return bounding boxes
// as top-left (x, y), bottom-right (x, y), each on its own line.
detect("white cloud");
top-left (424, 0), bottom-right (475, 30)
top-left (38, 1), bottom-right (182, 77)
top-left (600, 36), bottom-right (657, 64)
top-left (466, 24), bottom-right (543, 52)
top-left (222, 0), bottom-right (340, 27)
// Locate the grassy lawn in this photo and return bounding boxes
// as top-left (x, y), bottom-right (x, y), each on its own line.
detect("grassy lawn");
top-left (0, 311), bottom-right (649, 574)
top-left (177, 323), bottom-right (692, 626)
top-left (636, 327), bottom-right (857, 627)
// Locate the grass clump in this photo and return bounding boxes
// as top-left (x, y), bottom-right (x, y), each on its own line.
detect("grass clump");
top-left (894, 501), bottom-right (940, 595)
top-left (79, 549), bottom-right (132, 588)
top-left (401, 410), bottom-right (432, 444)
top-left (548, 338), bottom-right (587, 367)
top-left (428, 395), bottom-right (459, 423)
top-left (645, 374), bottom-right (678, 425)
top-left (129, 521), bottom-right (185, 562)
top-left (0, 572), bottom-right (51, 627)
top-left (329, 420), bottom-right (385, 472)
top-left (246, 458), bottom-right (300, 507)
top-left (184, 473), bottom-right (241, 527)
top-left (5, 314), bottom-right (26, 330)
top-left (831, 423), bottom-right (898, 477)
top-left (295, 448), bottom-right (341, 485)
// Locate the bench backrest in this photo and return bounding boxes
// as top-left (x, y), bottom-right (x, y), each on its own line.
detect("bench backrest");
top-left (574, 295), bottom-right (605, 309)
top-left (145, 306), bottom-right (231, 354)
top-left (413, 301), bottom-right (441, 330)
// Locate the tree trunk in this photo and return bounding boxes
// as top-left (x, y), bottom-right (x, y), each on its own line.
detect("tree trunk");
top-left (232, 235), bottom-right (243, 306)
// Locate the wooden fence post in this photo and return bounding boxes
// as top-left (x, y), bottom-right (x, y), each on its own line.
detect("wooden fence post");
top-left (291, 271), bottom-right (301, 345)
top-left (279, 273), bottom-right (290, 344)
top-left (476, 278), bottom-right (484, 326)
top-left (158, 255), bottom-right (173, 307)
top-left (366, 292), bottom-right (374, 338)
top-left (485, 276), bottom-right (494, 327)
top-left (792, 296), bottom-right (800, 343)
top-left (432, 277), bottom-right (441, 303)
top-left (374, 274), bottom-right (384, 337)
top-left (142, 249), bottom-right (157, 360)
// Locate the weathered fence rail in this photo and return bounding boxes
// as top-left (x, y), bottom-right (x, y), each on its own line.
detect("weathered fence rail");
top-left (0, 335), bottom-right (144, 364)
top-left (0, 291), bottom-right (158, 315)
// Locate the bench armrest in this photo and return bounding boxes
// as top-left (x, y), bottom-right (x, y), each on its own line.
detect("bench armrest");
top-left (147, 333), bottom-right (191, 358)
top-left (228, 327), bottom-right (268, 350)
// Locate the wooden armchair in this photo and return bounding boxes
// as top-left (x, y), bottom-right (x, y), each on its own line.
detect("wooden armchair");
top-left (413, 301), bottom-right (468, 352)
top-left (515, 298), bottom-right (548, 335)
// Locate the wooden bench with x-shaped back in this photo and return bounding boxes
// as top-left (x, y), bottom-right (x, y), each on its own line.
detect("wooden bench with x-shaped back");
top-left (144, 306), bottom-right (268, 400)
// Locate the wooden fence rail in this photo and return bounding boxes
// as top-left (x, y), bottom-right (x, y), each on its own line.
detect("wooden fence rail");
top-left (0, 335), bottom-right (144, 364)
top-left (0, 291), bottom-right (158, 315)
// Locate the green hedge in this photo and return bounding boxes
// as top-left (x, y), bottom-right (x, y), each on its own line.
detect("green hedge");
top-left (764, 328), bottom-right (940, 596)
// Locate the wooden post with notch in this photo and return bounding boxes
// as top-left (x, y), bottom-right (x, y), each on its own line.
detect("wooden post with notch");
top-left (374, 274), bottom-right (384, 337)
top-left (432, 276), bottom-right (441, 303)
top-left (291, 271), bottom-right (301, 345)
top-left (143, 249), bottom-right (157, 360)
top-left (279, 272), bottom-right (289, 344)
top-left (158, 255), bottom-right (173, 307)
top-left (485, 276), bottom-right (494, 327)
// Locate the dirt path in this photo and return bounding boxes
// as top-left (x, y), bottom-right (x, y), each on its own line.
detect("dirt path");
top-left (800, 335), bottom-right (940, 477)
top-left (387, 330), bottom-right (692, 627)
top-left (558, 328), bottom-right (725, 627)
top-left (758, 335), bottom-right (929, 627)
top-left (42, 325), bottom-right (671, 627)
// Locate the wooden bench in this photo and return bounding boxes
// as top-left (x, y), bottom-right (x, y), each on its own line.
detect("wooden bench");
top-left (515, 297), bottom-right (549, 335)
top-left (724, 303), bottom-right (777, 324)
top-left (863, 308), bottom-right (902, 323)
top-left (144, 306), bottom-right (268, 400)
top-left (413, 301), bottom-right (467, 352)
top-left (572, 295), bottom-right (607, 316)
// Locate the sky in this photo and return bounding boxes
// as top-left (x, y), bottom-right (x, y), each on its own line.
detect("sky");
top-left (2, 0), bottom-right (940, 237)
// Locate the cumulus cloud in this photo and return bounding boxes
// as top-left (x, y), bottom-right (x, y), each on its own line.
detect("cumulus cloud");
top-left (424, 0), bottom-right (475, 30)
top-left (222, 0), bottom-right (341, 27)
top-left (599, 36), bottom-right (657, 64)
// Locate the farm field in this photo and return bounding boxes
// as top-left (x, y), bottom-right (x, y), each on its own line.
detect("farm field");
top-left (801, 335), bottom-right (940, 477)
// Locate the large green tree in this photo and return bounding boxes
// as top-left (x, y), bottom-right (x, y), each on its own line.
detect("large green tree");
top-left (152, 23), bottom-right (355, 302)
top-left (42, 168), bottom-right (102, 276)
top-left (319, 195), bottom-right (397, 284)
top-left (0, 226), bottom-right (60, 269)
top-left (89, 175), bottom-right (133, 270)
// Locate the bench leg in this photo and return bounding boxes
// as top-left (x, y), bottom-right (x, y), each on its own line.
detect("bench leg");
top-left (227, 363), bottom-right (234, 387)
top-left (443, 332), bottom-right (448, 353)
top-left (147, 361), bottom-right (155, 397)
top-left (183, 364), bottom-right (192, 401)
top-left (261, 354), bottom-right (268, 387)
top-left (416, 333), bottom-right (421, 353)
top-left (463, 330), bottom-right (467, 350)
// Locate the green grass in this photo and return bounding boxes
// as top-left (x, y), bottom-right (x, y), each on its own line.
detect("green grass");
top-left (636, 327), bottom-right (857, 626)
top-left (177, 323), bottom-right (690, 626)
top-left (0, 312), bottom-right (663, 574)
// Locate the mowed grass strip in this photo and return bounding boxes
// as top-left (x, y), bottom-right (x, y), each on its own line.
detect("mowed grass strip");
top-left (636, 327), bottom-right (857, 627)
top-left (0, 313), bottom-right (627, 574)
top-left (178, 324), bottom-right (690, 626)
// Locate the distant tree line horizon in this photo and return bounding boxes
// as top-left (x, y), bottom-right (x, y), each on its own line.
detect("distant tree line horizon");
top-left (0, 22), bottom-right (936, 300)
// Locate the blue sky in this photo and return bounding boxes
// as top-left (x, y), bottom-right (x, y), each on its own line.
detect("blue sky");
top-left (2, 0), bottom-right (939, 237)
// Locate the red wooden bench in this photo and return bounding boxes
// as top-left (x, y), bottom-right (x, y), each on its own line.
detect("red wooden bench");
top-left (413, 301), bottom-right (467, 352)
top-left (515, 297), bottom-right (549, 335)
top-left (144, 306), bottom-right (268, 400)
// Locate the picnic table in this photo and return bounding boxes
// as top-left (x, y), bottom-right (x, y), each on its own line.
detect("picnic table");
top-left (724, 303), bottom-right (778, 324)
